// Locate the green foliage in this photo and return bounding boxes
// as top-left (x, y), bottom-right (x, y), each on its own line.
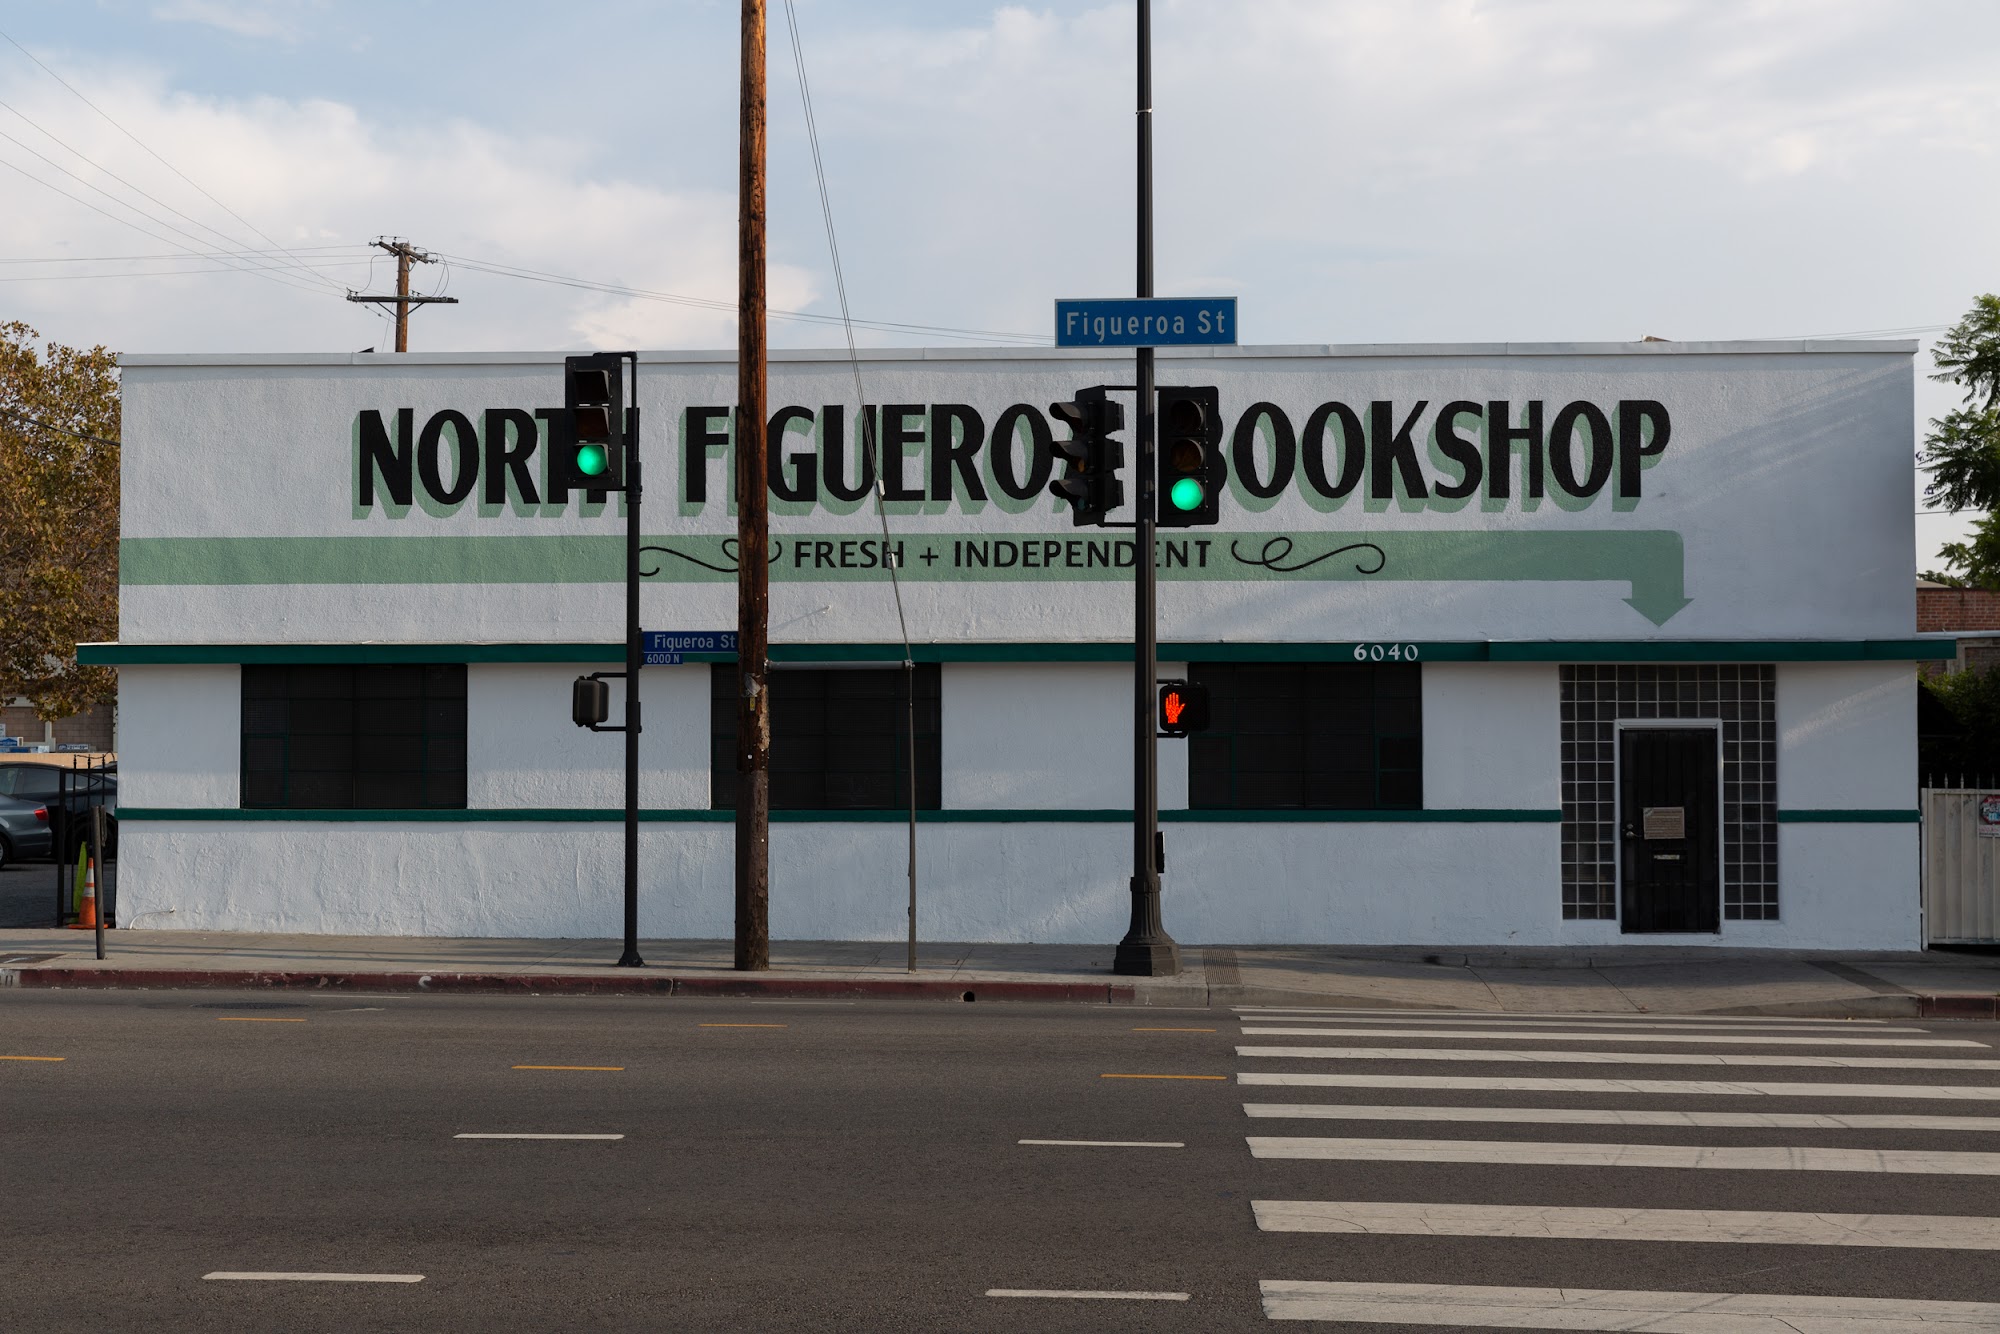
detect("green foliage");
top-left (1923, 513), bottom-right (2000, 591)
top-left (1921, 295), bottom-right (2000, 511)
top-left (1921, 664), bottom-right (2000, 781)
top-left (0, 322), bottom-right (119, 720)
top-left (1932, 292), bottom-right (2000, 411)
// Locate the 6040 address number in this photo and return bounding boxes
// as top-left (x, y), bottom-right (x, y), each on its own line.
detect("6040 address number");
top-left (1351, 643), bottom-right (1420, 662)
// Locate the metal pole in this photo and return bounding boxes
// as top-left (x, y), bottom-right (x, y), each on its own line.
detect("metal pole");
top-left (1114, 0), bottom-right (1179, 977)
top-left (91, 801), bottom-right (106, 960)
top-left (735, 0), bottom-right (772, 971)
top-left (906, 658), bottom-right (918, 972)
top-left (618, 380), bottom-right (645, 968)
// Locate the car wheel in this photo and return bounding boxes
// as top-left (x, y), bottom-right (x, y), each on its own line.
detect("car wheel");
top-left (0, 835), bottom-right (10, 872)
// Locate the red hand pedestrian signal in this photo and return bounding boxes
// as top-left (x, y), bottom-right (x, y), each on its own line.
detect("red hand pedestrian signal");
top-left (1156, 680), bottom-right (1209, 737)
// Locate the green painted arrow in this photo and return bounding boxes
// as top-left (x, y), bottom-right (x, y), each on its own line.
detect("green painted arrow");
top-left (121, 528), bottom-right (1691, 626)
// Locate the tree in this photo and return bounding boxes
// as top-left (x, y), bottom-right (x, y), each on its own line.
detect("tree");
top-left (0, 322), bottom-right (119, 721)
top-left (1920, 295), bottom-right (2000, 588)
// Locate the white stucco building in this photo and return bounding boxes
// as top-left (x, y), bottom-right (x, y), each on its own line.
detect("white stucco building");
top-left (90, 340), bottom-right (1940, 947)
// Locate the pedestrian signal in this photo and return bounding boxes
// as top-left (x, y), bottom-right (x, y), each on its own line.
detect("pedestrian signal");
top-left (1157, 679), bottom-right (1210, 737)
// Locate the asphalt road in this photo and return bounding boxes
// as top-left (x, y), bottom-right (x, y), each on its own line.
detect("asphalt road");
top-left (4, 990), bottom-right (1999, 1332)
top-left (0, 859), bottom-right (58, 928)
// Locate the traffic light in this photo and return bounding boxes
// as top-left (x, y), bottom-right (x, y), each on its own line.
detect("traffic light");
top-left (1157, 679), bottom-right (1210, 737)
top-left (1156, 385), bottom-right (1223, 527)
top-left (1049, 388), bottom-right (1126, 526)
top-left (556, 353), bottom-right (628, 491)
top-left (571, 674), bottom-right (609, 729)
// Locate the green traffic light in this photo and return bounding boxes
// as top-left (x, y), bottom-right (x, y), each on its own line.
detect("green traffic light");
top-left (1169, 476), bottom-right (1204, 511)
top-left (576, 443), bottom-right (609, 477)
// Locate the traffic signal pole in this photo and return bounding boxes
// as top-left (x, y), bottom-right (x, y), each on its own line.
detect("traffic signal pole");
top-left (620, 384), bottom-right (644, 969)
top-left (1114, 0), bottom-right (1180, 977)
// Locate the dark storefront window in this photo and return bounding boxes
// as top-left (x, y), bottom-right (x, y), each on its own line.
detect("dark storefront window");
top-left (710, 665), bottom-right (942, 811)
top-left (1188, 662), bottom-right (1422, 810)
top-left (241, 665), bottom-right (467, 809)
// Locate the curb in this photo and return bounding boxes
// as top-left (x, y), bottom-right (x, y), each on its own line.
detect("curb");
top-left (1919, 993), bottom-right (2000, 1020)
top-left (2, 965), bottom-right (1991, 1019)
top-left (0, 965), bottom-right (1137, 1005)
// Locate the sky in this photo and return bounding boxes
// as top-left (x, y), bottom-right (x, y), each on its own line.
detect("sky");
top-left (2, 0), bottom-right (1996, 569)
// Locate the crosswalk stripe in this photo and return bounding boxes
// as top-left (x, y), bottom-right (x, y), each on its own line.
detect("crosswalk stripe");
top-left (1246, 1135), bottom-right (2000, 1174)
top-left (1235, 1013), bottom-right (1924, 1032)
top-left (1257, 1280), bottom-right (2000, 1329)
top-left (1232, 1007), bottom-right (1890, 1024)
top-left (1241, 1102), bottom-right (2000, 1131)
top-left (1237, 1072), bottom-right (2000, 1100)
top-left (1237, 1027), bottom-right (1979, 1047)
top-left (1236, 1045), bottom-right (2000, 1070)
top-left (1251, 1200), bottom-right (2000, 1249)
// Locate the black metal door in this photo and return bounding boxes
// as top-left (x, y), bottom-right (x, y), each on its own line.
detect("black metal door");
top-left (1619, 728), bottom-right (1719, 933)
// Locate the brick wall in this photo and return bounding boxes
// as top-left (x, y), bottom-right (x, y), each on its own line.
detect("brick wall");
top-left (0, 702), bottom-right (115, 751)
top-left (1918, 587), bottom-right (2000, 632)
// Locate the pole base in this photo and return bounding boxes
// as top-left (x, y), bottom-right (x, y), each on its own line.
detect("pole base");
top-left (1112, 936), bottom-right (1181, 977)
top-left (615, 950), bottom-right (646, 968)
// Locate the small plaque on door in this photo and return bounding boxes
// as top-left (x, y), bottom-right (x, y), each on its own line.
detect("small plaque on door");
top-left (1643, 806), bottom-right (1686, 840)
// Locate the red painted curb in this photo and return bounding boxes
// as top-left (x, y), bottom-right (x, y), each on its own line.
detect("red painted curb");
top-left (1918, 993), bottom-right (2000, 1020)
top-left (2, 966), bottom-right (1136, 1004)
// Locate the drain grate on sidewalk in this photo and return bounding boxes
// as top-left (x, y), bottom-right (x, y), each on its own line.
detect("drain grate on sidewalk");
top-left (0, 953), bottom-right (60, 965)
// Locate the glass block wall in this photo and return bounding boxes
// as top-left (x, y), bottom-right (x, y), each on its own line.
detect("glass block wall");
top-left (1560, 665), bottom-right (1778, 922)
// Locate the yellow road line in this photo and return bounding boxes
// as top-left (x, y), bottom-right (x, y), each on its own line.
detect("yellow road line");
top-left (217, 1016), bottom-right (306, 1023)
top-left (699, 1023), bottom-right (788, 1028)
top-left (1101, 1073), bottom-right (1228, 1081)
top-left (512, 1064), bottom-right (625, 1071)
top-left (1133, 1027), bottom-right (1217, 1032)
top-left (1, 1055), bottom-right (64, 1062)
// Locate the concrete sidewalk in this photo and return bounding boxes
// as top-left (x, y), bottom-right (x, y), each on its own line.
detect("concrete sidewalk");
top-left (1, 928), bottom-right (1996, 1017)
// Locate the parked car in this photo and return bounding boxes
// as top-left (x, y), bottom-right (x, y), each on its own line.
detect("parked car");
top-left (0, 791), bottom-right (53, 870)
top-left (0, 760), bottom-right (116, 869)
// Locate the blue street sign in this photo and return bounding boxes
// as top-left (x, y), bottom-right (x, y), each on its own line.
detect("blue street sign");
top-left (1054, 297), bottom-right (1237, 348)
top-left (644, 630), bottom-right (738, 654)
top-left (642, 651), bottom-right (682, 666)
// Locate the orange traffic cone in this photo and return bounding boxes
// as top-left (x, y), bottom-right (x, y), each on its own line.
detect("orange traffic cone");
top-left (68, 857), bottom-right (98, 930)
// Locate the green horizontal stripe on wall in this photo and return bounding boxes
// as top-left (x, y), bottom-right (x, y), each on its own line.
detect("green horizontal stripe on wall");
top-left (1776, 809), bottom-right (1922, 823)
top-left (79, 639), bottom-right (1953, 666)
top-left (117, 806), bottom-right (1562, 824)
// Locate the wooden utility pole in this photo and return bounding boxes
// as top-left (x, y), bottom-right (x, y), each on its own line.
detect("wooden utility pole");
top-left (735, 0), bottom-right (771, 971)
top-left (345, 238), bottom-right (458, 351)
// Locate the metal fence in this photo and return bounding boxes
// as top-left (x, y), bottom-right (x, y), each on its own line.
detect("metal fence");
top-left (1921, 785), bottom-right (2000, 945)
top-left (51, 758), bottom-right (116, 929)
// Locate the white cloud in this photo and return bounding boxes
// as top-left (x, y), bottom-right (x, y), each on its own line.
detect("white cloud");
top-left (149, 0), bottom-right (320, 42)
top-left (0, 59), bottom-right (815, 354)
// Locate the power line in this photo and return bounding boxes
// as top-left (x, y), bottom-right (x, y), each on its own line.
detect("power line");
top-left (0, 246), bottom-right (366, 264)
top-left (0, 154), bottom-right (336, 298)
top-left (781, 0), bottom-right (922, 971)
top-left (0, 94), bottom-right (347, 293)
top-left (439, 251), bottom-right (1048, 346)
top-left (0, 259), bottom-right (367, 283)
top-left (0, 404), bottom-right (119, 449)
top-left (0, 27), bottom-right (340, 295)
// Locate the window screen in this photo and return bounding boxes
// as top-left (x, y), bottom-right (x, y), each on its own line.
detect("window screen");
top-left (241, 664), bottom-right (468, 809)
top-left (1188, 662), bottom-right (1421, 810)
top-left (710, 665), bottom-right (941, 811)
